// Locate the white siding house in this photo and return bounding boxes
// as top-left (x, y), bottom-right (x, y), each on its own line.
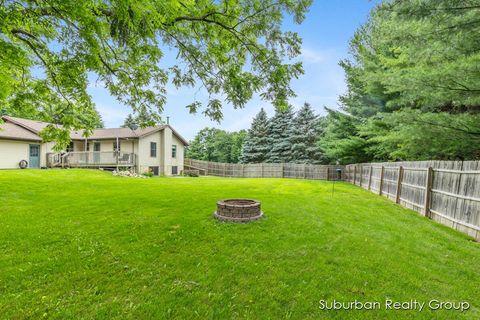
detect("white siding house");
top-left (0, 116), bottom-right (188, 175)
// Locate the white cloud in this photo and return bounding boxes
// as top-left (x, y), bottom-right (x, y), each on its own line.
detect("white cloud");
top-left (95, 103), bottom-right (130, 128)
top-left (300, 47), bottom-right (327, 64)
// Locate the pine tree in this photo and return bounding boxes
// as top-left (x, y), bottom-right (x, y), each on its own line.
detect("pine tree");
top-left (240, 108), bottom-right (271, 163)
top-left (290, 103), bottom-right (323, 164)
top-left (121, 114), bottom-right (137, 128)
top-left (267, 106), bottom-right (294, 163)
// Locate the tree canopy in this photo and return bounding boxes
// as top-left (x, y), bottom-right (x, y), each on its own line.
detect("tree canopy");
top-left (186, 128), bottom-right (246, 163)
top-left (1, 0), bottom-right (311, 148)
top-left (321, 0), bottom-right (480, 163)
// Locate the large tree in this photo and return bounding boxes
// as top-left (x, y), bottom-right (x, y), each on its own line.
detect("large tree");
top-left (267, 105), bottom-right (294, 163)
top-left (240, 108), bottom-right (270, 163)
top-left (0, 0), bottom-right (311, 148)
top-left (321, 0), bottom-right (480, 162)
top-left (290, 102), bottom-right (323, 163)
top-left (0, 99), bottom-right (104, 128)
top-left (319, 108), bottom-right (372, 164)
top-left (186, 127), bottom-right (246, 163)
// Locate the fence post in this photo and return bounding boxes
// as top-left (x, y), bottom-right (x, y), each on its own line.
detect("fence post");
top-left (282, 164), bottom-right (284, 178)
top-left (261, 163), bottom-right (264, 178)
top-left (395, 166), bottom-right (404, 204)
top-left (368, 166), bottom-right (373, 190)
top-left (353, 166), bottom-right (357, 185)
top-left (424, 167), bottom-right (433, 217)
top-left (359, 166), bottom-right (363, 187)
top-left (242, 164), bottom-right (245, 177)
top-left (303, 164), bottom-right (307, 179)
top-left (223, 163), bottom-right (226, 177)
top-left (379, 166), bottom-right (385, 195)
top-left (327, 167), bottom-right (330, 181)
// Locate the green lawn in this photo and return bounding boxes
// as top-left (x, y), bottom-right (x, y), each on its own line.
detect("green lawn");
top-left (0, 170), bottom-right (479, 319)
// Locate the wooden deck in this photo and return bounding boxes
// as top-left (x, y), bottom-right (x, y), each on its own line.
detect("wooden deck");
top-left (47, 152), bottom-right (136, 168)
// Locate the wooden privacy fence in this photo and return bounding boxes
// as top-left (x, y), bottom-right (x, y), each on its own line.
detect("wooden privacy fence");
top-left (184, 159), bottom-right (344, 180)
top-left (345, 161), bottom-right (480, 241)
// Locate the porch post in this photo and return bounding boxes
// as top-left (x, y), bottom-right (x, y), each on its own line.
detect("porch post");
top-left (84, 138), bottom-right (88, 165)
top-left (116, 136), bottom-right (119, 169)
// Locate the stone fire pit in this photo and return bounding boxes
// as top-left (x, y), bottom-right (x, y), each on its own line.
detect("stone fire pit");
top-left (214, 199), bottom-right (263, 222)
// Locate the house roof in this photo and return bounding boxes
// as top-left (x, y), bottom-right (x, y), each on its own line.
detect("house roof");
top-left (0, 121), bottom-right (42, 141)
top-left (0, 116), bottom-right (189, 145)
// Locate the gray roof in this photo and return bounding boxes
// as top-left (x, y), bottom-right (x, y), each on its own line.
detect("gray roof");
top-left (0, 116), bottom-right (188, 145)
top-left (0, 121), bottom-right (42, 141)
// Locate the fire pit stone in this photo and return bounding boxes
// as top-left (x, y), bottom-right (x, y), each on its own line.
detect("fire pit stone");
top-left (214, 199), bottom-right (263, 222)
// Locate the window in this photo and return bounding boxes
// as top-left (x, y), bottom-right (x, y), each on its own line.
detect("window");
top-left (29, 145), bottom-right (39, 157)
top-left (86, 142), bottom-right (90, 151)
top-left (172, 144), bottom-right (177, 158)
top-left (150, 142), bottom-right (157, 157)
top-left (66, 142), bottom-right (74, 152)
top-left (172, 166), bottom-right (178, 175)
top-left (113, 141), bottom-right (121, 152)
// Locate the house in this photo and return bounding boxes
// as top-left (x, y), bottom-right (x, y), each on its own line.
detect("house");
top-left (0, 116), bottom-right (188, 175)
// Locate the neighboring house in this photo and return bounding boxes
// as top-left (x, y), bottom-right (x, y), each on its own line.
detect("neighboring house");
top-left (0, 116), bottom-right (188, 175)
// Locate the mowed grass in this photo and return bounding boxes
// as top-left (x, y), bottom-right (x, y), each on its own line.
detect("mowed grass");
top-left (0, 170), bottom-right (479, 319)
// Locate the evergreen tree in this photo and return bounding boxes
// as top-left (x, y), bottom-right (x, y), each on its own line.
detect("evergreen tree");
top-left (240, 108), bottom-right (271, 163)
top-left (267, 106), bottom-right (294, 163)
top-left (121, 112), bottom-right (162, 129)
top-left (290, 103), bottom-right (323, 164)
top-left (121, 114), bottom-right (137, 129)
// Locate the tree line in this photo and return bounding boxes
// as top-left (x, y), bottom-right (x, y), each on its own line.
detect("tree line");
top-left (188, 0), bottom-right (480, 164)
top-left (187, 103), bottom-right (323, 164)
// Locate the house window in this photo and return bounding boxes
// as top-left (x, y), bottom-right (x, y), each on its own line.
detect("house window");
top-left (172, 166), bottom-right (178, 175)
top-left (113, 141), bottom-right (121, 152)
top-left (66, 142), bottom-right (74, 152)
top-left (172, 144), bottom-right (177, 158)
top-left (85, 142), bottom-right (90, 151)
top-left (150, 142), bottom-right (157, 157)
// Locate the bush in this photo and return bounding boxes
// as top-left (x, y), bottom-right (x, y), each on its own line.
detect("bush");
top-left (142, 169), bottom-right (154, 178)
top-left (183, 170), bottom-right (200, 177)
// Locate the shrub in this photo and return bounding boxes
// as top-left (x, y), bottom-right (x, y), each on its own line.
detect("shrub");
top-left (183, 170), bottom-right (200, 177)
top-left (142, 169), bottom-right (154, 178)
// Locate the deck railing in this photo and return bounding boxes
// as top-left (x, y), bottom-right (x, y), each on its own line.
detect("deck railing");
top-left (48, 151), bottom-right (136, 168)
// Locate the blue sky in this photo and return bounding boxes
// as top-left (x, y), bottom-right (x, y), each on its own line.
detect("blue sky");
top-left (88, 0), bottom-right (379, 140)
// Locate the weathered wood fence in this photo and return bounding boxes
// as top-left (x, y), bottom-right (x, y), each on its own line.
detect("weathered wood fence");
top-left (345, 161), bottom-right (480, 241)
top-left (184, 159), bottom-right (344, 180)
